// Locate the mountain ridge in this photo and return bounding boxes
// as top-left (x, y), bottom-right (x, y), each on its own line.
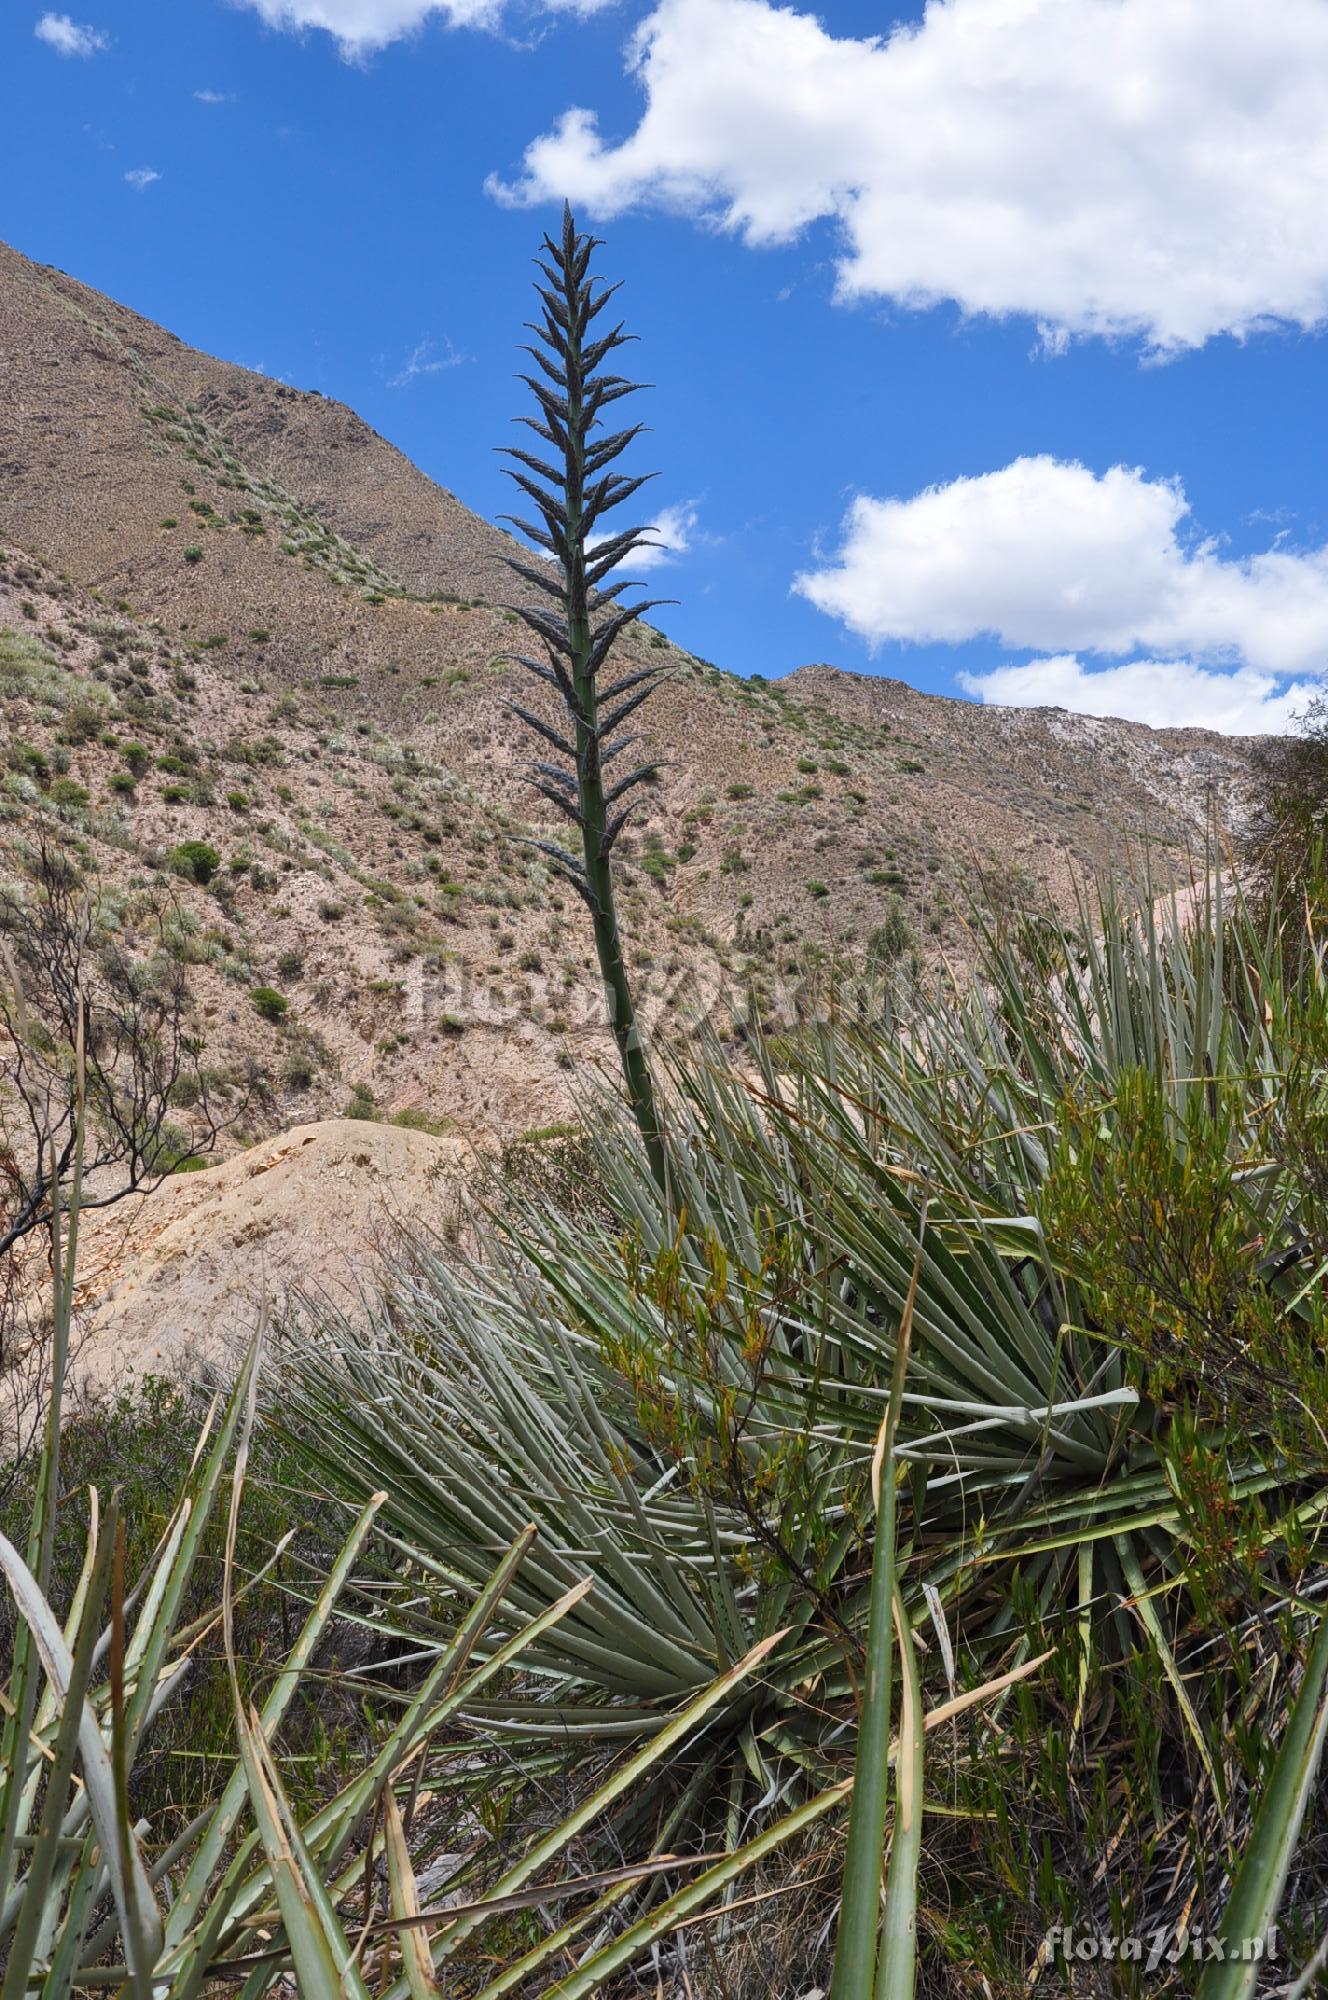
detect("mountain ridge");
top-left (0, 236), bottom-right (1261, 1158)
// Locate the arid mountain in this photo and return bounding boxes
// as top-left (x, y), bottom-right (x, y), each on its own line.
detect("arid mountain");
top-left (1, 237), bottom-right (1260, 1160)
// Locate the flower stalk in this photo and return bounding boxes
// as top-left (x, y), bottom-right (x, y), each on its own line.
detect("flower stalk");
top-left (499, 203), bottom-right (668, 1187)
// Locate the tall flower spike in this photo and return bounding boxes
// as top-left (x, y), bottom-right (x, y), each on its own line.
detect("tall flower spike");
top-left (497, 204), bottom-right (668, 1188)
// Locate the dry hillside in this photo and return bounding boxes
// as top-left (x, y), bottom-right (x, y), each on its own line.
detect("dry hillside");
top-left (0, 236), bottom-right (1261, 1162)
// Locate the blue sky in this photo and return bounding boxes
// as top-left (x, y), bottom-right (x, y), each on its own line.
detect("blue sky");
top-left (7, 0), bottom-right (1328, 731)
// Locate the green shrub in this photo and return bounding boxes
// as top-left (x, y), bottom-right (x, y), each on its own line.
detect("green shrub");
top-left (59, 700), bottom-right (105, 744)
top-left (726, 781), bottom-right (755, 800)
top-left (390, 1104), bottom-right (452, 1135)
top-left (248, 984), bottom-right (290, 1023)
top-left (275, 948), bottom-right (304, 979)
top-left (9, 743), bottom-right (50, 785)
top-left (806, 878), bottom-right (830, 898)
top-left (867, 897), bottom-right (912, 966)
top-left (121, 740), bottom-right (151, 776)
top-left (171, 839), bottom-right (222, 885)
top-left (48, 776), bottom-right (88, 808)
top-left (183, 544), bottom-right (204, 564)
top-left (281, 1050), bottom-right (316, 1090)
top-left (108, 770), bottom-right (137, 796)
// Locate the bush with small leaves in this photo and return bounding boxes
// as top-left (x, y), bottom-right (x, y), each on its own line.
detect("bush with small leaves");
top-left (867, 896), bottom-right (913, 967)
top-left (171, 839), bottom-right (222, 885)
top-left (48, 777), bottom-right (88, 809)
top-left (121, 741), bottom-right (151, 776)
top-left (108, 771), bottom-right (137, 797)
top-left (183, 544), bottom-right (204, 564)
top-left (806, 879), bottom-right (830, 899)
top-left (10, 744), bottom-right (50, 786)
top-left (248, 985), bottom-right (290, 1024)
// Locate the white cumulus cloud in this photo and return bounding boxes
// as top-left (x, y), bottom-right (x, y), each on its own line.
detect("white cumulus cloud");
top-left (236, 0), bottom-right (611, 57)
top-left (123, 167), bottom-right (160, 189)
top-left (491, 0), bottom-right (1328, 350)
top-left (193, 88), bottom-right (234, 104)
top-left (794, 457), bottom-right (1328, 678)
top-left (241, 0), bottom-right (498, 50)
top-left (959, 657), bottom-right (1316, 736)
top-left (588, 502), bottom-right (702, 573)
top-left (630, 502), bottom-right (700, 572)
top-left (34, 11), bottom-right (109, 56)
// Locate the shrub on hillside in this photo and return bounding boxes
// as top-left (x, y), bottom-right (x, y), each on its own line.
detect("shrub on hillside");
top-left (867, 896), bottom-right (912, 966)
top-left (171, 839), bottom-right (222, 885)
top-left (248, 985), bottom-right (290, 1024)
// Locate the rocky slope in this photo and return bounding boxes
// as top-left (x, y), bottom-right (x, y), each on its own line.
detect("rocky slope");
top-left (66, 1119), bottom-right (471, 1395)
top-left (0, 237), bottom-right (1261, 1165)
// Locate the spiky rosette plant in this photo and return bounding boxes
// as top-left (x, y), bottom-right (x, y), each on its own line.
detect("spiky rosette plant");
top-left (499, 203), bottom-right (667, 1185)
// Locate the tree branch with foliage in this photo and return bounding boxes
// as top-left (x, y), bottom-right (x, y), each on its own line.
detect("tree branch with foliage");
top-left (499, 203), bottom-right (668, 1186)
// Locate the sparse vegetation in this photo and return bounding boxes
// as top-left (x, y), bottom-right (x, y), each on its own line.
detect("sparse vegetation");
top-left (170, 838), bottom-right (222, 885)
top-left (248, 984), bottom-right (290, 1023)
